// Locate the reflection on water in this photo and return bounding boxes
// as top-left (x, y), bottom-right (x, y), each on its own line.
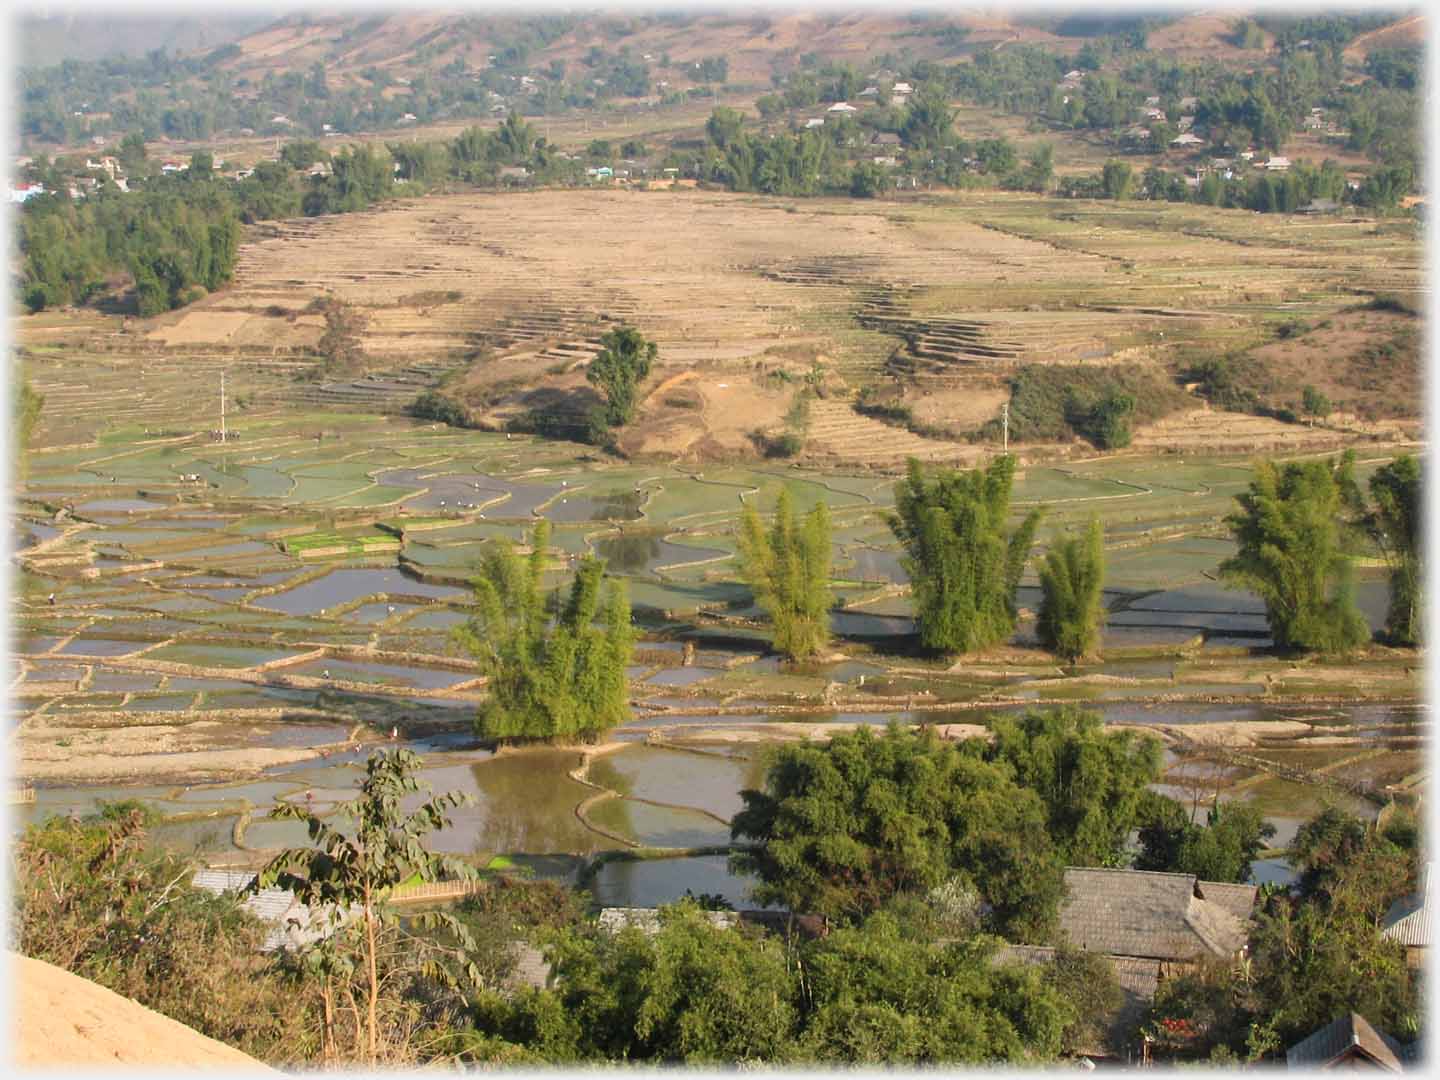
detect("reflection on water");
top-left (588, 745), bottom-right (764, 823)
top-left (258, 568), bottom-right (464, 615)
top-left (545, 490), bottom-right (645, 524)
top-left (589, 854), bottom-right (775, 910)
top-left (593, 532), bottom-right (727, 574)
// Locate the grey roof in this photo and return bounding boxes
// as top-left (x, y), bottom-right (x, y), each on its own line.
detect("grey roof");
top-left (993, 945), bottom-right (1159, 1059)
top-left (1286, 1013), bottom-right (1406, 1071)
top-left (502, 942), bottom-right (552, 993)
top-left (1382, 864), bottom-right (1433, 947)
top-left (192, 868), bottom-right (356, 953)
top-left (597, 907), bottom-right (738, 935)
top-left (1196, 880), bottom-right (1260, 924)
top-left (1059, 868), bottom-right (1251, 962)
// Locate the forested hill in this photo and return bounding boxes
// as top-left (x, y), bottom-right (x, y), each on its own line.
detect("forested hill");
top-left (17, 10), bottom-right (1422, 148)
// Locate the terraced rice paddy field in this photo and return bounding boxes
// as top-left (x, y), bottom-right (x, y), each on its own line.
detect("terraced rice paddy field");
top-left (10, 187), bottom-right (1423, 902)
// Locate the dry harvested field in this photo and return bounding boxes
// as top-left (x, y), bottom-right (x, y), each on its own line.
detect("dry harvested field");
top-left (100, 187), bottom-right (1416, 464)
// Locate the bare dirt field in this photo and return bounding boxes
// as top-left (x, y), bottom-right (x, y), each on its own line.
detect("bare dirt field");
top-left (111, 186), bottom-right (1417, 467)
top-left (14, 953), bottom-right (277, 1070)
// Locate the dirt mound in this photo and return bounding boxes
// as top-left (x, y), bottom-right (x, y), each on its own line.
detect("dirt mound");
top-left (12, 952), bottom-right (277, 1070)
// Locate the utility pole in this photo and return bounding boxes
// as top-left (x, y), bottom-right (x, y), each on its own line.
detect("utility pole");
top-left (220, 368), bottom-right (226, 443)
top-left (1001, 401), bottom-right (1009, 455)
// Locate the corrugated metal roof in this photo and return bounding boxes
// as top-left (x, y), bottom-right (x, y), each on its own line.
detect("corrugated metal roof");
top-left (1382, 863), bottom-right (1433, 947)
top-left (191, 868), bottom-right (356, 953)
top-left (1286, 1013), bottom-right (1406, 1071)
top-left (597, 907), bottom-right (738, 935)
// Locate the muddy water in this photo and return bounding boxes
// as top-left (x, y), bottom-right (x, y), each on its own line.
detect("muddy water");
top-left (589, 854), bottom-right (773, 910)
top-left (845, 548), bottom-right (907, 584)
top-left (587, 799), bottom-right (731, 849)
top-left (544, 491), bottom-right (645, 524)
top-left (592, 534), bottom-right (726, 574)
top-left (378, 469), bottom-right (560, 518)
top-left (286, 657), bottom-right (474, 690)
top-left (257, 568), bottom-right (465, 615)
top-left (589, 745), bottom-right (766, 823)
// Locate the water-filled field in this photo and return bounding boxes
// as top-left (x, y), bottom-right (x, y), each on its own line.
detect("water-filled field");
top-left (13, 394), bottom-right (1422, 905)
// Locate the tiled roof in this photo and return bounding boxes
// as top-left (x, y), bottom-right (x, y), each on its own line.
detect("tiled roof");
top-left (1382, 863), bottom-right (1433, 947)
top-left (1059, 868), bottom-right (1250, 962)
top-left (1286, 1013), bottom-right (1406, 1071)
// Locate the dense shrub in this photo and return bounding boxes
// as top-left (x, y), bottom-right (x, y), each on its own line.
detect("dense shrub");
top-left (978, 365), bottom-right (1187, 446)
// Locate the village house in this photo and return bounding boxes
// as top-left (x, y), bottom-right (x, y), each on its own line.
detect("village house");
top-left (890, 81), bottom-right (913, 98)
top-left (1009, 867), bottom-right (1261, 1060)
top-left (192, 869), bottom-right (357, 953)
top-left (870, 132), bottom-right (902, 148)
top-left (1285, 1013), bottom-right (1416, 1071)
top-left (1263, 156), bottom-right (1291, 171)
top-left (804, 117), bottom-right (825, 129)
top-left (1170, 132), bottom-right (1205, 148)
top-left (858, 85), bottom-right (879, 97)
top-left (8, 181), bottom-right (45, 202)
top-left (1381, 862), bottom-right (1432, 968)
top-left (826, 102), bottom-right (858, 114)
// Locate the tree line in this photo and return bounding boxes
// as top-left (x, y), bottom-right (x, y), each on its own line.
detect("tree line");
top-left (452, 446), bottom-right (1420, 748)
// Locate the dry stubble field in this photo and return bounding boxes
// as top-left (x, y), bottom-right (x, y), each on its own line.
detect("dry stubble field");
top-left (40, 186), bottom-right (1423, 469)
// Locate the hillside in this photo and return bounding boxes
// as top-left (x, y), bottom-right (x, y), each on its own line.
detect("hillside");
top-left (16, 13), bottom-right (277, 66)
top-left (13, 953), bottom-right (278, 1070)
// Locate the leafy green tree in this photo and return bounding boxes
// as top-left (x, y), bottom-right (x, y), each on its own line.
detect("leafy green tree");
top-left (1289, 806), bottom-right (1419, 914)
top-left (735, 488), bottom-right (831, 660)
top-left (14, 376), bottom-right (44, 467)
top-left (454, 520), bottom-right (632, 743)
top-left (586, 324), bottom-right (657, 429)
top-left (731, 724), bottom-right (1064, 940)
top-left (1301, 384), bottom-right (1331, 419)
top-left (705, 107), bottom-right (746, 150)
top-left (1101, 159), bottom-right (1134, 200)
top-left (1036, 518), bottom-right (1106, 662)
top-left (1220, 457), bottom-right (1370, 652)
top-left (1358, 455), bottom-right (1421, 644)
top-left (470, 901), bottom-right (798, 1063)
top-left (117, 131), bottom-right (148, 175)
top-left (1135, 799), bottom-right (1276, 883)
top-left (1043, 945), bottom-right (1123, 1057)
top-left (976, 706), bottom-right (1161, 866)
top-left (798, 912), bottom-right (1069, 1064)
top-left (886, 456), bottom-right (1041, 654)
top-left (496, 111), bottom-right (538, 161)
top-left (900, 88), bottom-right (955, 149)
top-left (254, 749), bottom-right (481, 1066)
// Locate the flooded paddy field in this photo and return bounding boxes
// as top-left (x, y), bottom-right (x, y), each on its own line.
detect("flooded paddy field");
top-left (12, 393), bottom-right (1423, 906)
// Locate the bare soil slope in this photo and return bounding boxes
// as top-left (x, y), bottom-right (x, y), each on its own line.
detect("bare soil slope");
top-left (12, 952), bottom-right (277, 1070)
